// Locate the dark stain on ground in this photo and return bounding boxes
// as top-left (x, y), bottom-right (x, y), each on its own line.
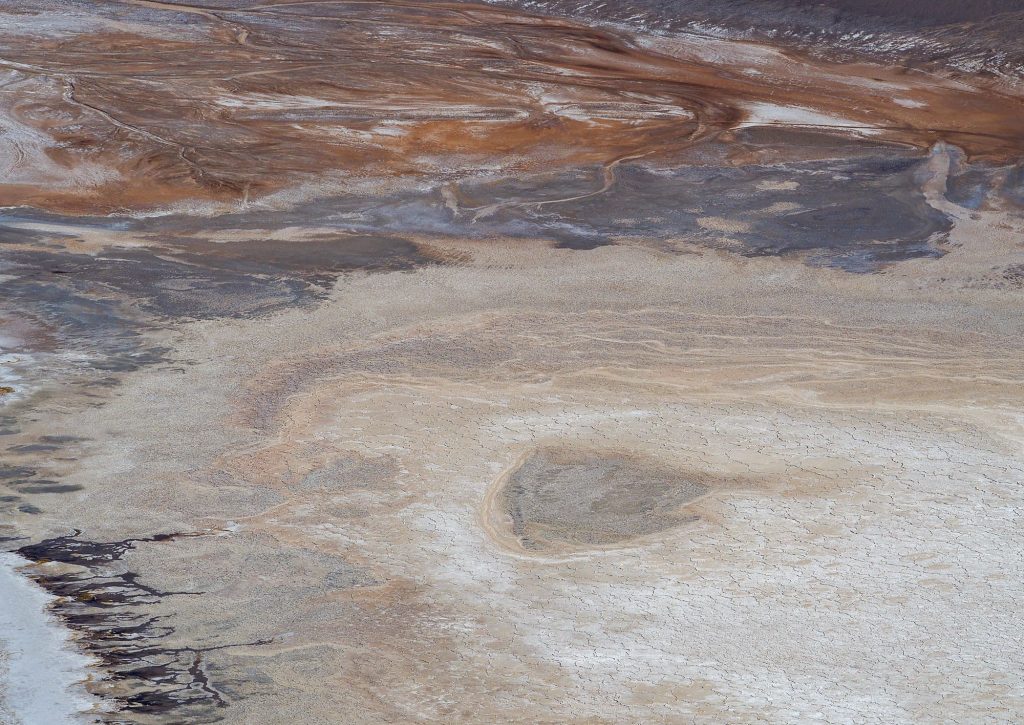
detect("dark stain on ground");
top-left (501, 448), bottom-right (709, 551)
top-left (491, 0), bottom-right (1024, 76)
top-left (13, 530), bottom-right (270, 724)
top-left (1, 210), bottom-right (443, 324)
top-left (0, 466), bottom-right (36, 480)
top-left (3, 245), bottom-right (308, 322)
top-left (40, 435), bottom-right (87, 444)
top-left (8, 443), bottom-right (61, 453)
top-left (15, 482), bottom-right (84, 494)
top-left (426, 145), bottom-right (954, 271)
top-left (0, 251), bottom-right (168, 375)
top-left (946, 167), bottom-right (994, 209)
top-left (165, 234), bottom-right (438, 287)
top-left (121, 131), bottom-right (957, 271)
top-left (769, 0), bottom-right (1024, 25)
top-left (0, 435), bottom-right (91, 517)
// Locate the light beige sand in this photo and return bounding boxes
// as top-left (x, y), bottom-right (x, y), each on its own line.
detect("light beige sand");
top-left (8, 218), bottom-right (1023, 722)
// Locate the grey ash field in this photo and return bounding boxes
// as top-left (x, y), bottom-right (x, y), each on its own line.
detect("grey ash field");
top-left (1, 0), bottom-right (1024, 723)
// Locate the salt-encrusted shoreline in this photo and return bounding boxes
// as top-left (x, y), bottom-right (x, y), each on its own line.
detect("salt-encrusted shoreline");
top-left (0, 552), bottom-right (99, 725)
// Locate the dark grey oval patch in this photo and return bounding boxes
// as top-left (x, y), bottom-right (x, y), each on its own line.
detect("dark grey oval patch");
top-left (499, 448), bottom-right (717, 551)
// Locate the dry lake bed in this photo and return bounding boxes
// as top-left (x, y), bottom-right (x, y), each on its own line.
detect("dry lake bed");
top-left (1, 1), bottom-right (1024, 723)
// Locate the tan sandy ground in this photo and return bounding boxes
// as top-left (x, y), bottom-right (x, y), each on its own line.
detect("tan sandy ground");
top-left (10, 202), bottom-right (1024, 722)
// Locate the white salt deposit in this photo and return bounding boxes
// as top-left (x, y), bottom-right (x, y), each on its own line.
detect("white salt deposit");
top-left (0, 552), bottom-right (99, 725)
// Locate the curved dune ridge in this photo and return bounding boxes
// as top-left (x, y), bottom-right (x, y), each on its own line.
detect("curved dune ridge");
top-left (0, 1), bottom-right (1023, 724)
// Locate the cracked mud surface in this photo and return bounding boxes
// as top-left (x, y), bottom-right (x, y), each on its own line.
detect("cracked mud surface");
top-left (1, 1), bottom-right (1024, 723)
